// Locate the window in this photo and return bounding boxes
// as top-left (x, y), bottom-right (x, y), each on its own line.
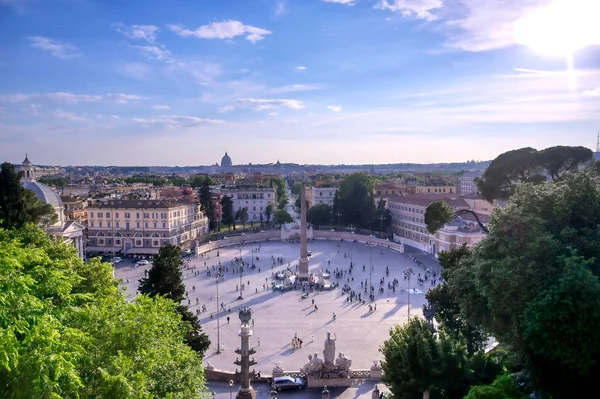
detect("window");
top-left (135, 239), bottom-right (142, 246)
top-left (253, 206), bottom-right (256, 211)
top-left (106, 212), bottom-right (111, 218)
top-left (319, 192), bottom-right (323, 196)
top-left (99, 221), bottom-right (103, 228)
top-left (97, 212), bottom-right (103, 218)
top-left (115, 212), bottom-right (119, 218)
top-left (145, 223), bottom-right (148, 228)
top-left (153, 240), bottom-right (159, 246)
top-left (125, 212), bottom-right (131, 218)
top-left (136, 212), bottom-right (140, 218)
top-left (107, 222), bottom-right (111, 228)
top-left (162, 222), bottom-right (166, 228)
top-left (154, 222), bottom-right (157, 228)
top-left (90, 212), bottom-right (94, 218)
top-left (99, 239), bottom-right (105, 245)
top-left (136, 222), bottom-right (140, 228)
top-left (91, 221), bottom-right (94, 227)
top-left (116, 222), bottom-right (120, 228)
top-left (143, 213), bottom-right (149, 218)
top-left (161, 212), bottom-right (167, 218)
top-left (115, 239), bottom-right (121, 245)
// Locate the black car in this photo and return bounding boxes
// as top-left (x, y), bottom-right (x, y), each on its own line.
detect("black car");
top-left (271, 376), bottom-right (306, 391)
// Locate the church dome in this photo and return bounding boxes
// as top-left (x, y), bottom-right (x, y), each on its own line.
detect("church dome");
top-left (20, 181), bottom-right (65, 226)
top-left (221, 152), bottom-right (232, 167)
top-left (22, 154), bottom-right (32, 165)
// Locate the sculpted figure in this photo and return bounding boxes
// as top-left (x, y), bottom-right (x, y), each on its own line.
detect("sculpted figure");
top-left (323, 332), bottom-right (337, 365)
top-left (335, 352), bottom-right (352, 370)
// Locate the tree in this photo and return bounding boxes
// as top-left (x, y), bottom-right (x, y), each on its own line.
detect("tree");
top-left (221, 195), bottom-right (235, 231)
top-left (337, 172), bottom-right (376, 228)
top-left (199, 179), bottom-right (215, 229)
top-left (292, 181), bottom-right (303, 196)
top-left (307, 203), bottom-right (332, 228)
top-left (445, 170), bottom-right (600, 398)
top-left (139, 244), bottom-right (211, 356)
top-left (0, 162), bottom-right (57, 229)
top-left (38, 176), bottom-right (69, 187)
top-left (139, 244), bottom-right (186, 302)
top-left (536, 145), bottom-right (592, 181)
top-left (269, 176), bottom-right (288, 208)
top-left (475, 147), bottom-right (543, 201)
top-left (273, 209), bottom-right (293, 227)
top-left (0, 225), bottom-right (205, 398)
top-left (424, 201), bottom-right (489, 234)
top-left (373, 199), bottom-right (392, 237)
top-left (235, 207), bottom-right (249, 230)
top-left (264, 203), bottom-right (274, 227)
top-left (464, 374), bottom-right (528, 399)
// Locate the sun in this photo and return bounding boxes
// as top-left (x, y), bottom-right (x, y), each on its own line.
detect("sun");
top-left (513, 0), bottom-right (600, 56)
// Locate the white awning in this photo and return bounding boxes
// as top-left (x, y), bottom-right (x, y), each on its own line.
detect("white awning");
top-left (126, 247), bottom-right (160, 255)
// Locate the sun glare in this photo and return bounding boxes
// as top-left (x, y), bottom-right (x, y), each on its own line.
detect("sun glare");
top-left (513, 0), bottom-right (600, 56)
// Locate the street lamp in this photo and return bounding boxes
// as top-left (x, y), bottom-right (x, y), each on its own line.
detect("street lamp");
top-left (335, 212), bottom-right (342, 231)
top-left (378, 215), bottom-right (385, 239)
top-left (369, 239), bottom-right (373, 301)
top-left (239, 241), bottom-right (244, 300)
top-left (407, 267), bottom-right (414, 317)
top-left (216, 272), bottom-right (221, 354)
top-left (229, 379), bottom-right (234, 399)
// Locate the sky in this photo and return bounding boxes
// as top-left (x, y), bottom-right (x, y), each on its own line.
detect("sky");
top-left (0, 0), bottom-right (599, 166)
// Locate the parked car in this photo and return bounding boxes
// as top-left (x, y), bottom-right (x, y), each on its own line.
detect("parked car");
top-left (136, 260), bottom-right (149, 267)
top-left (271, 376), bottom-right (306, 391)
top-left (111, 257), bottom-right (122, 264)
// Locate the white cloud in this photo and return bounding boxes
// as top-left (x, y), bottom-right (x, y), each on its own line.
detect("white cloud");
top-left (323, 0), bottom-right (355, 5)
top-left (327, 105), bottom-right (343, 112)
top-left (115, 23), bottom-right (159, 43)
top-left (132, 115), bottom-right (223, 127)
top-left (168, 20), bottom-right (272, 43)
top-left (218, 105), bottom-right (236, 113)
top-left (275, 1), bottom-right (287, 16)
top-left (374, 0), bottom-right (443, 21)
top-left (296, 66), bottom-right (307, 71)
top-left (152, 105), bottom-right (170, 109)
top-left (28, 36), bottom-right (78, 59)
top-left (132, 45), bottom-right (173, 62)
top-left (54, 110), bottom-right (91, 122)
top-left (235, 98), bottom-right (305, 110)
top-left (121, 62), bottom-right (152, 80)
top-left (584, 87), bottom-right (600, 96)
top-left (269, 84), bottom-right (323, 94)
top-left (443, 0), bottom-right (552, 52)
top-left (0, 92), bottom-right (146, 104)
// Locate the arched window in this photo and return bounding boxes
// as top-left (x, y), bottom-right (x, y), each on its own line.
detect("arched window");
top-left (151, 233), bottom-right (160, 247)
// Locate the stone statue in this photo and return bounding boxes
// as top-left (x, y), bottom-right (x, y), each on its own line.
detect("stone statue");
top-left (301, 352), bottom-right (325, 377)
top-left (371, 360), bottom-right (382, 370)
top-left (323, 331), bottom-right (337, 365)
top-left (335, 352), bottom-right (352, 371)
top-left (372, 384), bottom-right (380, 399)
top-left (205, 361), bottom-right (215, 370)
top-left (272, 363), bottom-right (284, 374)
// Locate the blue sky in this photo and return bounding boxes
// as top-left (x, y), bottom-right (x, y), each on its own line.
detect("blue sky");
top-left (0, 0), bottom-right (599, 166)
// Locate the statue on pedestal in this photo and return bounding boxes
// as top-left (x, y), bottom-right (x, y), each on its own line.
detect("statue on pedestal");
top-left (323, 332), bottom-right (337, 365)
top-left (272, 363), bottom-right (284, 374)
top-left (335, 352), bottom-right (352, 377)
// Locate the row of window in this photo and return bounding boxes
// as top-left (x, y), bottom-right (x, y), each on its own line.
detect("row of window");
top-left (235, 193), bottom-right (271, 199)
top-left (90, 221), bottom-right (169, 229)
top-left (390, 204), bottom-right (425, 214)
top-left (89, 210), bottom-right (190, 219)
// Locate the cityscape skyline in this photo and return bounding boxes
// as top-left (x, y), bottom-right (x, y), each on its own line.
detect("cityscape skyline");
top-left (1, 0), bottom-right (599, 166)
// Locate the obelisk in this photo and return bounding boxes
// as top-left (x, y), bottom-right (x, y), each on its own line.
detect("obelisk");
top-left (299, 186), bottom-right (309, 279)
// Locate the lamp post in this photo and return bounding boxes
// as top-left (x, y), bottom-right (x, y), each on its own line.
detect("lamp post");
top-left (229, 379), bottom-right (234, 399)
top-left (369, 239), bottom-right (373, 300)
top-left (407, 267), bottom-right (414, 317)
top-left (335, 212), bottom-right (341, 231)
top-left (216, 272), bottom-right (221, 354)
top-left (239, 241), bottom-right (244, 300)
top-left (378, 215), bottom-right (384, 239)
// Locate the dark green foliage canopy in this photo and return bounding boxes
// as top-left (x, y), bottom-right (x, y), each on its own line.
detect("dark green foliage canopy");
top-left (445, 169), bottom-right (600, 398)
top-left (273, 209), bottom-right (293, 226)
top-left (424, 201), bottom-right (454, 234)
top-left (138, 244), bottom-right (210, 356)
top-left (0, 162), bottom-right (57, 229)
top-left (337, 172), bottom-right (376, 229)
top-left (307, 203), bottom-right (332, 228)
top-left (220, 195), bottom-right (235, 230)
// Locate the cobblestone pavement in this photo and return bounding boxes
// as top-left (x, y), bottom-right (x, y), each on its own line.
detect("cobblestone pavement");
top-left (115, 240), bottom-right (442, 373)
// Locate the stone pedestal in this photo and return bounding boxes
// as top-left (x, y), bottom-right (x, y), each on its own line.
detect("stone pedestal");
top-left (235, 309), bottom-right (257, 399)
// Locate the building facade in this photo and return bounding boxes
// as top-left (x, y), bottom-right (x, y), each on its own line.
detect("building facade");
top-left (86, 199), bottom-right (208, 255)
top-left (17, 154), bottom-right (61, 180)
top-left (460, 172), bottom-right (482, 196)
top-left (219, 187), bottom-right (277, 223)
top-left (309, 186), bottom-right (337, 207)
top-left (389, 196), bottom-right (487, 255)
top-left (61, 195), bottom-right (88, 225)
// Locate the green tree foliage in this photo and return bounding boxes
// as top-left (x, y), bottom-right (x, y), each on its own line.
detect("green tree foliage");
top-left (189, 174), bottom-right (216, 188)
top-left (235, 207), bottom-right (249, 229)
top-left (307, 203), bottom-right (332, 228)
top-left (220, 195), bottom-right (235, 231)
top-left (475, 146), bottom-right (592, 201)
top-left (425, 201), bottom-right (489, 235)
top-left (268, 177), bottom-right (288, 207)
top-left (464, 374), bottom-right (528, 399)
top-left (536, 145), bottom-right (592, 181)
top-left (292, 181), bottom-right (304, 196)
top-left (124, 175), bottom-right (170, 186)
top-left (446, 170), bottom-right (600, 398)
top-left (373, 199), bottom-right (392, 236)
top-left (138, 244), bottom-right (210, 356)
top-left (37, 176), bottom-right (70, 187)
top-left (0, 225), bottom-right (205, 398)
top-left (273, 209), bottom-right (293, 227)
top-left (199, 179), bottom-right (215, 229)
top-left (338, 172), bottom-right (375, 229)
top-left (264, 203), bottom-right (274, 226)
top-left (381, 318), bottom-right (482, 399)
top-left (0, 162), bottom-right (57, 229)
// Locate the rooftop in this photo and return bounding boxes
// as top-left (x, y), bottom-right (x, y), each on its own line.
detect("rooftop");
top-left (88, 199), bottom-right (197, 209)
top-left (388, 195), bottom-right (469, 208)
